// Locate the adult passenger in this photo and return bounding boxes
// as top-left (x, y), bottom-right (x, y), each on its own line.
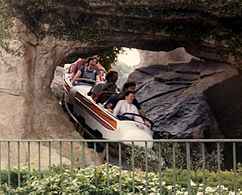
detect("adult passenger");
top-left (71, 57), bottom-right (100, 84)
top-left (92, 56), bottom-right (106, 81)
top-left (93, 82), bottom-right (117, 103)
top-left (70, 58), bottom-right (88, 80)
top-left (91, 69), bottom-right (118, 100)
top-left (113, 91), bottom-right (143, 123)
top-left (105, 81), bottom-right (150, 126)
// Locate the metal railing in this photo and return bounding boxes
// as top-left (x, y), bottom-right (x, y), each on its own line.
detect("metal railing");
top-left (0, 139), bottom-right (241, 194)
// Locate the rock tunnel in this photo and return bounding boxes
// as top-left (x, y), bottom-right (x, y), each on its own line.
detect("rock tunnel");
top-left (0, 0), bottom-right (241, 167)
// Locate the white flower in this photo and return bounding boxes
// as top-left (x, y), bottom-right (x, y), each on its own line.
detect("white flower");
top-left (190, 179), bottom-right (196, 186)
top-left (166, 185), bottom-right (173, 190)
top-left (205, 186), bottom-right (216, 193)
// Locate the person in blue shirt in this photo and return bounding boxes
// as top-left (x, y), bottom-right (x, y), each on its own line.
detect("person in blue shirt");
top-left (71, 57), bottom-right (100, 84)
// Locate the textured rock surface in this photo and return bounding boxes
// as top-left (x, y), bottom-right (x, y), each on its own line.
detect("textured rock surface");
top-left (129, 60), bottom-right (242, 166)
top-left (4, 1), bottom-right (242, 66)
top-left (51, 66), bottom-right (65, 101)
top-left (136, 47), bottom-right (198, 68)
top-left (0, 22), bottom-right (102, 168)
top-left (0, 0), bottom-right (241, 168)
top-left (128, 60), bottom-right (241, 139)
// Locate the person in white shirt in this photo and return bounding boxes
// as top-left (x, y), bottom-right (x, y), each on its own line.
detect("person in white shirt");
top-left (113, 91), bottom-right (143, 123)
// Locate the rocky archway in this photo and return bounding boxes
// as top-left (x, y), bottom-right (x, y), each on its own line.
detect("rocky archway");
top-left (0, 0), bottom-right (241, 167)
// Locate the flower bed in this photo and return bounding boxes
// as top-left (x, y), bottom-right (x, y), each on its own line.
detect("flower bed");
top-left (0, 164), bottom-right (241, 194)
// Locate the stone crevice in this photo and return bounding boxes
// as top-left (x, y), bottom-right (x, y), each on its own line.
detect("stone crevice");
top-left (200, 71), bottom-right (224, 79)
top-left (0, 89), bottom-right (21, 96)
top-left (139, 86), bottom-right (189, 105)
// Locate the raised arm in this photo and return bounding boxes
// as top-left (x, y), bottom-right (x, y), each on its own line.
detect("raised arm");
top-left (96, 74), bottom-right (100, 83)
top-left (70, 72), bottom-right (76, 80)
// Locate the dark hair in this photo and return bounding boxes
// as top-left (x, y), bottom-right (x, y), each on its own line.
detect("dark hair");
top-left (83, 60), bottom-right (88, 64)
top-left (123, 82), bottom-right (136, 92)
top-left (124, 91), bottom-right (135, 97)
top-left (105, 69), bottom-right (118, 81)
top-left (88, 57), bottom-right (94, 64)
top-left (92, 56), bottom-right (98, 62)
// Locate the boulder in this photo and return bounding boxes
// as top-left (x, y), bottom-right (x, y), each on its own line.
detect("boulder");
top-left (51, 66), bottom-right (65, 101)
top-left (129, 59), bottom-right (241, 140)
top-left (129, 59), bottom-right (242, 167)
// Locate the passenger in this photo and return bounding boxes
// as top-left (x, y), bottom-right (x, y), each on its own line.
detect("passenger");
top-left (92, 56), bottom-right (106, 81)
top-left (71, 57), bottom-right (100, 84)
top-left (100, 70), bottom-right (106, 81)
top-left (91, 69), bottom-right (118, 99)
top-left (105, 81), bottom-right (151, 127)
top-left (93, 82), bottom-right (117, 103)
top-left (70, 58), bottom-right (88, 80)
top-left (113, 91), bottom-right (143, 123)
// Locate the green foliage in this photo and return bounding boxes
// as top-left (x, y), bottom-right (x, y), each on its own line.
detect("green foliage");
top-left (1, 0), bottom-right (241, 71)
top-left (58, 48), bottom-right (124, 69)
top-left (98, 47), bottom-right (124, 70)
top-left (0, 0), bottom-right (21, 56)
top-left (126, 143), bottom-right (222, 172)
top-left (59, 56), bottom-right (80, 67)
top-left (0, 164), bottom-right (241, 194)
top-left (5, 0), bottom-right (241, 47)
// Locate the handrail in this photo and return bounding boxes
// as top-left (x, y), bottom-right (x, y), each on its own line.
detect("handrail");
top-left (74, 78), bottom-right (96, 85)
top-left (119, 112), bottom-right (154, 130)
top-left (0, 139), bottom-right (241, 194)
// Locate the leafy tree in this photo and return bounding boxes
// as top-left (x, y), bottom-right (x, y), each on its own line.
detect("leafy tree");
top-left (98, 47), bottom-right (124, 70)
top-left (59, 47), bottom-right (124, 69)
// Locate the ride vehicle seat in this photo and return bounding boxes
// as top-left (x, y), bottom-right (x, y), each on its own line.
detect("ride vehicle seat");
top-left (94, 91), bottom-right (116, 104)
top-left (93, 82), bottom-right (117, 104)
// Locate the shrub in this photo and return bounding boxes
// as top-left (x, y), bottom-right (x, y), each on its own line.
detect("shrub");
top-left (0, 164), bottom-right (241, 194)
top-left (125, 143), bottom-right (221, 172)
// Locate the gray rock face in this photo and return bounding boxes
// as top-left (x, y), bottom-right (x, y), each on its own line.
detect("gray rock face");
top-left (129, 60), bottom-right (242, 166)
top-left (136, 47), bottom-right (198, 68)
top-left (128, 60), bottom-right (241, 140)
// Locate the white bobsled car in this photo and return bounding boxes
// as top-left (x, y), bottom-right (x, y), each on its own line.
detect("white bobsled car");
top-left (63, 64), bottom-right (153, 149)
